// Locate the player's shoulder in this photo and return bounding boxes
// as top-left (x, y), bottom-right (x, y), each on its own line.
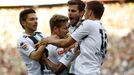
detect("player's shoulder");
top-left (17, 33), bottom-right (27, 41)
top-left (82, 19), bottom-right (95, 24)
top-left (46, 44), bottom-right (58, 50)
top-left (35, 31), bottom-right (42, 34)
top-left (83, 20), bottom-right (100, 27)
top-left (35, 31), bottom-right (43, 36)
top-left (81, 20), bottom-right (95, 28)
top-left (35, 31), bottom-right (47, 38)
top-left (17, 33), bottom-right (28, 47)
top-left (17, 32), bottom-right (32, 44)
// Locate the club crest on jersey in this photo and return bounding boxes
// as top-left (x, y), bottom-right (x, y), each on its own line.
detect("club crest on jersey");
top-left (57, 50), bottom-right (64, 56)
top-left (20, 42), bottom-right (29, 50)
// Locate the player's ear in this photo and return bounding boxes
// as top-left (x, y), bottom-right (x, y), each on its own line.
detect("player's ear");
top-left (80, 10), bottom-right (85, 17)
top-left (22, 20), bottom-right (26, 27)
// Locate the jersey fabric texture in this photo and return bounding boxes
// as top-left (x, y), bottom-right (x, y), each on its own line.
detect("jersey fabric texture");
top-left (71, 20), bottom-right (108, 75)
top-left (46, 44), bottom-right (68, 75)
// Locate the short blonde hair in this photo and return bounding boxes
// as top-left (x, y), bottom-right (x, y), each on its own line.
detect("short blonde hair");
top-left (49, 14), bottom-right (68, 30)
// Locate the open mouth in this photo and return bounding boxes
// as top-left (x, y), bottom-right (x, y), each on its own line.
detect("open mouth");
top-left (69, 17), bottom-right (74, 20)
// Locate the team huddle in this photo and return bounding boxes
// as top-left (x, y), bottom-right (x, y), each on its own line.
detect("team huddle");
top-left (17, 0), bottom-right (108, 75)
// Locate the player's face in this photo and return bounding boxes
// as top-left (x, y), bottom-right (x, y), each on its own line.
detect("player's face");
top-left (23, 13), bottom-right (38, 32)
top-left (58, 21), bottom-right (68, 39)
top-left (68, 5), bottom-right (81, 25)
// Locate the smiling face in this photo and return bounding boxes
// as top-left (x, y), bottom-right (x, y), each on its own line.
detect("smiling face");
top-left (22, 13), bottom-right (38, 33)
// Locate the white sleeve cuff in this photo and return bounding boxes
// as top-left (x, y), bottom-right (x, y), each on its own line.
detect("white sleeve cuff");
top-left (59, 51), bottom-right (75, 66)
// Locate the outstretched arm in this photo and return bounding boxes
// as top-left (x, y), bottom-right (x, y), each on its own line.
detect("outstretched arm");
top-left (40, 36), bottom-right (76, 48)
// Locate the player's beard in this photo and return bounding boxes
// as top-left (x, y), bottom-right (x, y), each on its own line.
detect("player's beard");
top-left (71, 16), bottom-right (80, 27)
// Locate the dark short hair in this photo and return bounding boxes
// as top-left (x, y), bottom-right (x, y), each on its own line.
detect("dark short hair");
top-left (19, 8), bottom-right (36, 29)
top-left (50, 14), bottom-right (68, 31)
top-left (68, 0), bottom-right (85, 12)
top-left (86, 1), bottom-right (104, 19)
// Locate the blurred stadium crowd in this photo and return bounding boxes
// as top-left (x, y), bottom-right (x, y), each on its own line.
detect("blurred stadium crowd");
top-left (101, 30), bottom-right (134, 75)
top-left (0, 2), bottom-right (134, 75)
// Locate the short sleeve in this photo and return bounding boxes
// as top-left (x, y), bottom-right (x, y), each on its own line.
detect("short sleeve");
top-left (71, 20), bottom-right (94, 43)
top-left (17, 37), bottom-right (35, 57)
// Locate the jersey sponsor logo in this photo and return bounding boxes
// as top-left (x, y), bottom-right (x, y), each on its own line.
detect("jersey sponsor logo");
top-left (64, 52), bottom-right (74, 60)
top-left (65, 54), bottom-right (70, 60)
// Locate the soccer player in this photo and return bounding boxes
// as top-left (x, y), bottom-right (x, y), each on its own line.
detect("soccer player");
top-left (17, 8), bottom-right (47, 75)
top-left (42, 14), bottom-right (79, 75)
top-left (39, 1), bottom-right (108, 75)
top-left (67, 0), bottom-right (85, 74)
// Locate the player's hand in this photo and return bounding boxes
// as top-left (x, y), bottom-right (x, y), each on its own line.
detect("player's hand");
top-left (64, 44), bottom-right (74, 52)
top-left (35, 39), bottom-right (48, 48)
top-left (35, 35), bottom-right (59, 47)
top-left (40, 37), bottom-right (49, 46)
top-left (43, 53), bottom-right (47, 58)
top-left (35, 37), bottom-right (49, 47)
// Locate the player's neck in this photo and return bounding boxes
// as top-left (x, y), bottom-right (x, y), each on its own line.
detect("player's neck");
top-left (25, 30), bottom-right (35, 36)
top-left (88, 16), bottom-right (99, 21)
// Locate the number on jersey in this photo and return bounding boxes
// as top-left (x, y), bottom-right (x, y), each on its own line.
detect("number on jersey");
top-left (95, 29), bottom-right (108, 59)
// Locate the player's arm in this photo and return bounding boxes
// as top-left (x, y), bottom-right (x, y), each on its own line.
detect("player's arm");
top-left (19, 37), bottom-right (47, 61)
top-left (43, 57), bottom-right (67, 74)
top-left (40, 36), bottom-right (76, 48)
top-left (29, 45), bottom-right (46, 61)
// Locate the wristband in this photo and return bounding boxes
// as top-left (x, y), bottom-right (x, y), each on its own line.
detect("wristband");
top-left (59, 51), bottom-right (75, 66)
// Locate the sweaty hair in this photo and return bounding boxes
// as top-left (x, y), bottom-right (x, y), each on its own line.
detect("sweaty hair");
top-left (19, 8), bottom-right (36, 29)
top-left (68, 0), bottom-right (85, 12)
top-left (86, 1), bottom-right (104, 19)
top-left (50, 14), bottom-right (68, 31)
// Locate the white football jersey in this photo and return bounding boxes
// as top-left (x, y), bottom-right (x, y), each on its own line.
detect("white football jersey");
top-left (68, 23), bottom-right (78, 74)
top-left (71, 20), bottom-right (108, 75)
top-left (17, 32), bottom-right (56, 75)
top-left (46, 44), bottom-right (68, 75)
top-left (17, 32), bottom-right (45, 75)
top-left (68, 25), bottom-right (78, 33)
